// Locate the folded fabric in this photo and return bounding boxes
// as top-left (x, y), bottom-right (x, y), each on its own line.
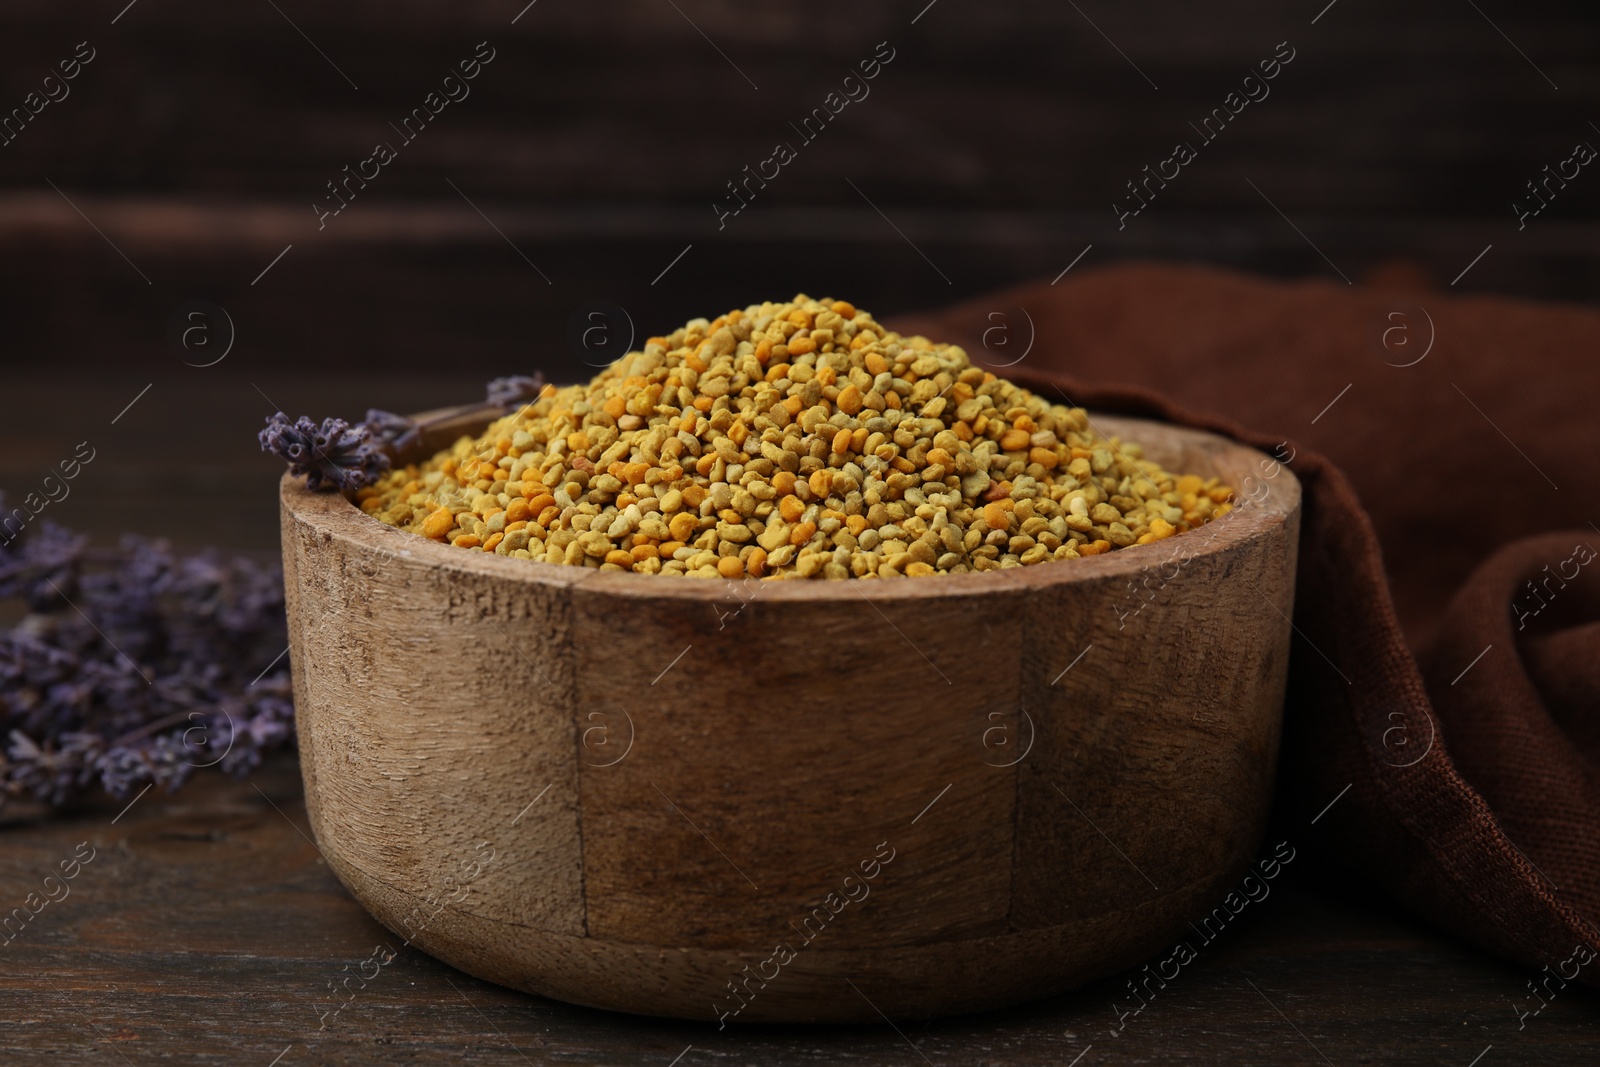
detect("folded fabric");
top-left (890, 263), bottom-right (1600, 980)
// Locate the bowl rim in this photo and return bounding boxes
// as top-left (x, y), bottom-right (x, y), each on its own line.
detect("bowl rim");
top-left (279, 412), bottom-right (1300, 605)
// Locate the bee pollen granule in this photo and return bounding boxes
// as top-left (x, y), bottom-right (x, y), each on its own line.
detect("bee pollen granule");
top-left (361, 295), bottom-right (1234, 580)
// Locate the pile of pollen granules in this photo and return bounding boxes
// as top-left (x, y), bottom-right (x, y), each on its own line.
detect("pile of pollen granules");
top-left (360, 296), bottom-right (1234, 579)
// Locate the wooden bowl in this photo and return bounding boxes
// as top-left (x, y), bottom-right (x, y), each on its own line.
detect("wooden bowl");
top-left (278, 412), bottom-right (1300, 1024)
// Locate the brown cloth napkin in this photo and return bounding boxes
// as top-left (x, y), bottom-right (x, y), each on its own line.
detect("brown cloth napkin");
top-left (890, 262), bottom-right (1600, 981)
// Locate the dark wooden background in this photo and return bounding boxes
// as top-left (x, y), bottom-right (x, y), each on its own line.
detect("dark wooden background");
top-left (5, 0), bottom-right (1597, 549)
top-left (2, 0), bottom-right (1597, 387)
top-left (5, 1), bottom-right (1600, 1062)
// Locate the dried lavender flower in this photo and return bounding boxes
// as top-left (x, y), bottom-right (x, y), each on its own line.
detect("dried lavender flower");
top-left (259, 413), bottom-right (389, 492)
top-left (1, 503), bottom-right (295, 812)
top-left (363, 409), bottom-right (421, 456)
top-left (9, 368), bottom-right (569, 815)
top-left (486, 374), bottom-right (547, 409)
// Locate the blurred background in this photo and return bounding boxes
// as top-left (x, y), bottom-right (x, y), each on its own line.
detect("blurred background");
top-left (2, 0), bottom-right (1595, 551)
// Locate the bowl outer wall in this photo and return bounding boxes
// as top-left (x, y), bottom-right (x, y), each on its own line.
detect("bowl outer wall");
top-left (278, 412), bottom-right (1301, 1022)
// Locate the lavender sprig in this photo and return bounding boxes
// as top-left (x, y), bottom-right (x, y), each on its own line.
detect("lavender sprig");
top-left (0, 494), bottom-right (295, 812)
top-left (486, 373), bottom-right (547, 409)
top-left (259, 413), bottom-right (390, 492)
top-left (262, 372), bottom-right (550, 493)
top-left (363, 408), bottom-right (422, 455)
top-left (8, 369), bottom-right (562, 811)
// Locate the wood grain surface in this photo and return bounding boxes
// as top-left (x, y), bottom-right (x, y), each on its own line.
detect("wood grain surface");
top-left (278, 412), bottom-right (1299, 1022)
top-left (4, 377), bottom-right (1600, 1061)
top-left (5, 0), bottom-right (1600, 1049)
top-left (3, 753), bottom-right (1598, 1065)
top-left (3, 0), bottom-right (1598, 385)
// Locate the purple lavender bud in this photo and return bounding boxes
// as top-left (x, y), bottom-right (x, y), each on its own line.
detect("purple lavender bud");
top-left (259, 413), bottom-right (390, 492)
top-left (363, 409), bottom-right (421, 456)
top-left (0, 521), bottom-right (88, 610)
top-left (485, 374), bottom-right (547, 409)
top-left (2, 526), bottom-right (296, 813)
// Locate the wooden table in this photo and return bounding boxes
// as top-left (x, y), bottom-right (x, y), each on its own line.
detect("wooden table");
top-left (5, 376), bottom-right (1599, 1065)
top-left (5, 0), bottom-right (1599, 1053)
top-left (2, 754), bottom-right (1597, 1066)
